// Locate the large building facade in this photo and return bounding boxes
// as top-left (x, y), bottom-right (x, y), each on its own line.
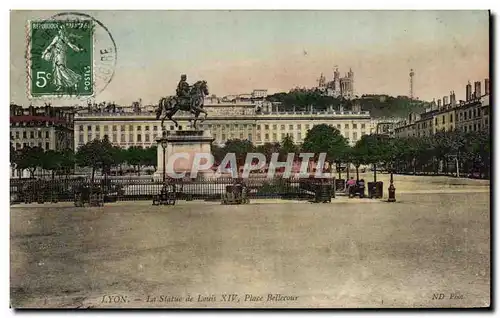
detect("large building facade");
top-left (10, 104), bottom-right (75, 178)
top-left (394, 78), bottom-right (490, 138)
top-left (10, 104), bottom-right (74, 151)
top-left (74, 98), bottom-right (375, 150)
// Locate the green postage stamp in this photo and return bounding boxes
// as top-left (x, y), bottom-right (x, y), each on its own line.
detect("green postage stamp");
top-left (28, 19), bottom-right (94, 98)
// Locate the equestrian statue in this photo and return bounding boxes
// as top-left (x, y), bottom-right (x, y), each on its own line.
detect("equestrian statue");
top-left (156, 74), bottom-right (209, 130)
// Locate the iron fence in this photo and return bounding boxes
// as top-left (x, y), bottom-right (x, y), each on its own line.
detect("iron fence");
top-left (10, 174), bottom-right (346, 204)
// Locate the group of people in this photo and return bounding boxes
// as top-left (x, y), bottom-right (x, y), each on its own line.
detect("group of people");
top-left (346, 177), bottom-right (365, 197)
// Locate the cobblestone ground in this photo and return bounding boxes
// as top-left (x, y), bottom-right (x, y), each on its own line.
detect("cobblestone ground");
top-left (10, 176), bottom-right (490, 308)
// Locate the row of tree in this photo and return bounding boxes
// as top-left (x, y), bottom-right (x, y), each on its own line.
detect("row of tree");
top-left (266, 89), bottom-right (430, 118)
top-left (10, 137), bottom-right (157, 182)
top-left (212, 124), bottom-right (491, 180)
top-left (10, 125), bottom-right (490, 183)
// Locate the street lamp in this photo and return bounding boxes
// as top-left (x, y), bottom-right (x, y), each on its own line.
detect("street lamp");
top-left (161, 130), bottom-right (168, 184)
top-left (388, 161), bottom-right (396, 202)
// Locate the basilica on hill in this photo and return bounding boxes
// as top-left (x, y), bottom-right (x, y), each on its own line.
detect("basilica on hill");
top-left (317, 67), bottom-right (355, 99)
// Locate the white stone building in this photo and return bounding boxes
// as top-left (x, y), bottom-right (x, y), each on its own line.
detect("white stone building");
top-left (74, 98), bottom-right (375, 150)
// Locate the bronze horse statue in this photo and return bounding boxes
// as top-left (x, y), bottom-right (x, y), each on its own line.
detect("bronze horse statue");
top-left (156, 80), bottom-right (209, 130)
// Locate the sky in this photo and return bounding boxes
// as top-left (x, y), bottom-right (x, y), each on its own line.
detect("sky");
top-left (10, 10), bottom-right (490, 106)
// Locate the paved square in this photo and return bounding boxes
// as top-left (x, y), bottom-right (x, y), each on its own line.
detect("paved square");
top-left (10, 184), bottom-right (490, 308)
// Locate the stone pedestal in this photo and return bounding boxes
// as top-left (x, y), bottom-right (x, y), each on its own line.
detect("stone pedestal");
top-left (155, 130), bottom-right (215, 180)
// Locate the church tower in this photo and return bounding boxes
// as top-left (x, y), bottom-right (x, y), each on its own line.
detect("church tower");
top-left (347, 68), bottom-right (354, 97)
top-left (333, 67), bottom-right (341, 97)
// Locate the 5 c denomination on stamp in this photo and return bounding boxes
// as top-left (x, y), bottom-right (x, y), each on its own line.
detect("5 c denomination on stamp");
top-left (29, 19), bottom-right (94, 98)
top-left (26, 12), bottom-right (117, 100)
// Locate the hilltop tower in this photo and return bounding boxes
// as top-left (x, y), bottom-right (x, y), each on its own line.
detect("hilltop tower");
top-left (409, 69), bottom-right (415, 100)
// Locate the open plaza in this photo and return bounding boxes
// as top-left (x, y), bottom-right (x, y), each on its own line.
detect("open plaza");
top-left (10, 174), bottom-right (490, 308)
top-left (9, 10), bottom-right (491, 310)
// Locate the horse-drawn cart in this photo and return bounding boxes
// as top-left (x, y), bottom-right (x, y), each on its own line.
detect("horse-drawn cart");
top-left (221, 183), bottom-right (250, 205)
top-left (74, 184), bottom-right (104, 207)
top-left (152, 184), bottom-right (177, 206)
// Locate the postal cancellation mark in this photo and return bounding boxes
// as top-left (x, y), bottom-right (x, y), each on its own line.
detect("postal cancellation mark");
top-left (29, 19), bottom-right (94, 98)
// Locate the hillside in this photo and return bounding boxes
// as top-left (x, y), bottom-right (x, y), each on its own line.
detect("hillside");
top-left (266, 90), bottom-right (429, 119)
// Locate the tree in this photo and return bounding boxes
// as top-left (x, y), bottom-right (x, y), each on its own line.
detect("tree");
top-left (75, 137), bottom-right (115, 183)
top-left (353, 134), bottom-right (389, 182)
top-left (302, 124), bottom-right (349, 175)
top-left (255, 142), bottom-right (281, 163)
top-left (59, 149), bottom-right (75, 177)
top-left (463, 130), bottom-right (490, 178)
top-left (350, 145), bottom-right (367, 181)
top-left (211, 144), bottom-right (226, 165)
top-left (223, 139), bottom-right (255, 167)
top-left (14, 146), bottom-right (44, 178)
top-left (40, 150), bottom-right (62, 180)
top-left (401, 136), bottom-right (431, 174)
top-left (266, 90), bottom-right (431, 118)
top-left (104, 146), bottom-right (125, 175)
top-left (279, 135), bottom-right (297, 161)
top-left (143, 146), bottom-right (158, 171)
top-left (125, 146), bottom-right (146, 175)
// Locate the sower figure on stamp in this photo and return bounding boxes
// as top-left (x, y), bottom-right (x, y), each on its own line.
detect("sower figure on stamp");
top-left (41, 24), bottom-right (82, 92)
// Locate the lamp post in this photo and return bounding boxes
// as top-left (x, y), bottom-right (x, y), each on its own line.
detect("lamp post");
top-left (161, 130), bottom-right (168, 184)
top-left (388, 162), bottom-right (396, 202)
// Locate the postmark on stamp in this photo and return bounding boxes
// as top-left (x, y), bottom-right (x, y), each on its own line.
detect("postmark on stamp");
top-left (26, 12), bottom-right (117, 100)
top-left (29, 19), bottom-right (94, 97)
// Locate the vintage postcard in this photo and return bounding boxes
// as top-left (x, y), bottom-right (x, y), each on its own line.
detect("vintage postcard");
top-left (9, 10), bottom-right (490, 309)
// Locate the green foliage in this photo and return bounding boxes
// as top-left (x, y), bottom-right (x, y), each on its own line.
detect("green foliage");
top-left (126, 146), bottom-right (145, 168)
top-left (14, 146), bottom-right (44, 177)
top-left (143, 146), bottom-right (158, 168)
top-left (124, 145), bottom-right (159, 174)
top-left (211, 144), bottom-right (226, 164)
top-left (281, 135), bottom-right (296, 153)
top-left (266, 90), bottom-right (429, 118)
top-left (255, 142), bottom-right (281, 162)
top-left (279, 135), bottom-right (298, 161)
top-left (40, 149), bottom-right (62, 178)
top-left (223, 139), bottom-right (255, 165)
top-left (389, 129), bottom-right (490, 176)
top-left (75, 140), bottom-right (156, 176)
top-left (301, 124), bottom-right (349, 162)
top-left (75, 137), bottom-right (116, 180)
top-left (59, 149), bottom-right (75, 175)
top-left (267, 88), bottom-right (342, 111)
top-left (357, 95), bottom-right (428, 118)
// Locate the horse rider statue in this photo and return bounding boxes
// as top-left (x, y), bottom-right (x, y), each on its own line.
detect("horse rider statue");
top-left (176, 74), bottom-right (191, 111)
top-left (156, 74), bottom-right (209, 130)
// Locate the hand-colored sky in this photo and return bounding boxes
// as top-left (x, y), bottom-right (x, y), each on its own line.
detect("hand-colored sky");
top-left (10, 10), bottom-right (489, 106)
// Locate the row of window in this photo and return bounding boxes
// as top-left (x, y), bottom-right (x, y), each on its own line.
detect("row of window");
top-left (459, 107), bottom-right (484, 121)
top-left (77, 142), bottom-right (156, 149)
top-left (434, 107), bottom-right (487, 126)
top-left (212, 131), bottom-right (366, 144)
top-left (10, 130), bottom-right (51, 139)
top-left (463, 119), bottom-right (489, 132)
top-left (13, 142), bottom-right (50, 150)
top-left (81, 128), bottom-right (368, 145)
top-left (78, 124), bottom-right (163, 132)
top-left (257, 123), bottom-right (366, 130)
top-left (402, 120), bottom-right (488, 137)
top-left (399, 107), bottom-right (489, 132)
top-left (77, 122), bottom-right (369, 133)
top-left (435, 113), bottom-right (454, 125)
top-left (79, 133), bottom-right (160, 143)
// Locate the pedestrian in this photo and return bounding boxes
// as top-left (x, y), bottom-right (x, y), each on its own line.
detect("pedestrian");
top-left (346, 177), bottom-right (356, 195)
top-left (358, 179), bottom-right (365, 198)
